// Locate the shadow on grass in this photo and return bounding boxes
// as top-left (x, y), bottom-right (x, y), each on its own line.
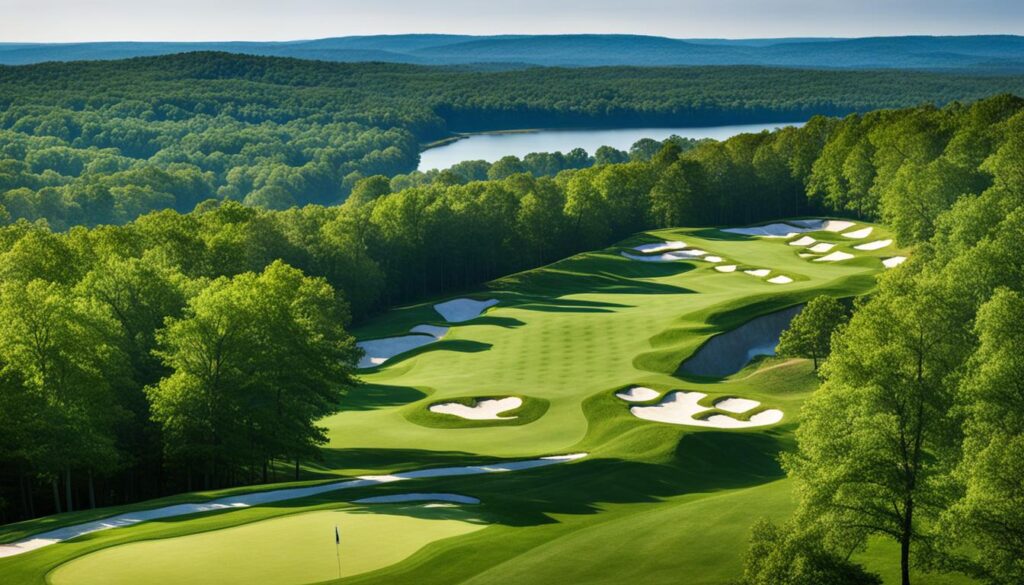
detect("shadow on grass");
top-left (341, 383), bottom-right (427, 412)
top-left (325, 431), bottom-right (787, 528)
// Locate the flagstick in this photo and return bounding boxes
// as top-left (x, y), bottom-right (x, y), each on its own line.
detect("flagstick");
top-left (335, 525), bottom-right (342, 580)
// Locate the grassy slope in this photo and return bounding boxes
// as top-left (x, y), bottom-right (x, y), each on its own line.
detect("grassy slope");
top-left (2, 221), bottom-right (965, 585)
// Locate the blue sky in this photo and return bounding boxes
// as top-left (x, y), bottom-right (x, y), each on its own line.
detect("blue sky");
top-left (1, 0), bottom-right (1022, 42)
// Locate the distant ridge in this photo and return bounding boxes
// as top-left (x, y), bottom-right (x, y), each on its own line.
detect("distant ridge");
top-left (1, 34), bottom-right (1023, 70)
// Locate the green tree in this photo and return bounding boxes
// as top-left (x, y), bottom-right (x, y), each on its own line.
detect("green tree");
top-left (776, 296), bottom-right (849, 370)
top-left (939, 289), bottom-right (1024, 585)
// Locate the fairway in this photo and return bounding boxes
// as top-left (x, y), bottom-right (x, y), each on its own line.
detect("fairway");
top-left (0, 219), bottom-right (933, 584)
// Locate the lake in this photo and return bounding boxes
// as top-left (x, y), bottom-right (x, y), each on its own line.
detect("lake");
top-left (417, 122), bottom-right (804, 171)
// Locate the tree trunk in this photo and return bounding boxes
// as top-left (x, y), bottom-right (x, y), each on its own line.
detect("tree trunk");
top-left (51, 478), bottom-right (61, 514)
top-left (64, 468), bottom-right (73, 513)
top-left (900, 499), bottom-right (913, 585)
top-left (294, 457), bottom-right (300, 481)
top-left (88, 470), bottom-right (97, 509)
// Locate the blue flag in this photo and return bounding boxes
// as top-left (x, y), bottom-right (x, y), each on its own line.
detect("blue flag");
top-left (335, 526), bottom-right (340, 545)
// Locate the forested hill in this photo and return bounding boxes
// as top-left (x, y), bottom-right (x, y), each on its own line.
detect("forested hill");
top-left (2, 34), bottom-right (1024, 70)
top-left (2, 52), bottom-right (1024, 227)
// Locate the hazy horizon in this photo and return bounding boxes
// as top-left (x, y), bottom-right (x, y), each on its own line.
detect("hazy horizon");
top-left (1, 0), bottom-right (1022, 43)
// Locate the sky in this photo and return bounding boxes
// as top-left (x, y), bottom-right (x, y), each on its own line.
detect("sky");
top-left (1, 0), bottom-right (1022, 43)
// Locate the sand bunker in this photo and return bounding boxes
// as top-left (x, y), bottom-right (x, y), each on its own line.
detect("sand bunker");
top-left (883, 256), bottom-right (907, 268)
top-left (714, 265), bottom-right (738, 273)
top-left (615, 386), bottom-right (660, 402)
top-left (633, 241), bottom-right (686, 253)
top-left (842, 227), bottom-right (873, 239)
top-left (789, 236), bottom-right (816, 247)
top-left (808, 242), bottom-right (835, 253)
top-left (715, 397), bottom-right (761, 413)
top-left (703, 256), bottom-right (723, 263)
top-left (815, 251), bottom-right (854, 262)
top-left (428, 397), bottom-right (523, 420)
top-left (0, 453), bottom-right (587, 558)
top-left (353, 493), bottom-right (480, 505)
top-left (621, 248), bottom-right (706, 262)
top-left (358, 326), bottom-right (449, 369)
top-left (722, 223), bottom-right (805, 238)
top-left (767, 275), bottom-right (793, 284)
top-left (433, 298), bottom-right (499, 323)
top-left (820, 220), bottom-right (856, 232)
top-left (626, 391), bottom-right (783, 429)
top-left (854, 239), bottom-right (892, 251)
top-left (744, 269), bottom-right (771, 277)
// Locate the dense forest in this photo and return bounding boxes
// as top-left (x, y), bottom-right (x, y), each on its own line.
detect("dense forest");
top-left (1, 94), bottom-right (1022, 547)
top-left (3, 52), bottom-right (1024, 227)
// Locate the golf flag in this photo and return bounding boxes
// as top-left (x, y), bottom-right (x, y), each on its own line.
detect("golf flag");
top-left (335, 525), bottom-right (340, 544)
top-left (334, 525), bottom-right (342, 578)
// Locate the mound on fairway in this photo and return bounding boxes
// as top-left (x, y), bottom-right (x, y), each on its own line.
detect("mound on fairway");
top-left (854, 239), bottom-right (892, 251)
top-left (428, 397), bottom-right (523, 420)
top-left (679, 305), bottom-right (803, 378)
top-left (433, 298), bottom-right (499, 323)
top-left (615, 386), bottom-right (660, 402)
top-left (626, 391), bottom-right (783, 428)
top-left (357, 326), bottom-right (449, 369)
top-left (49, 507), bottom-right (486, 585)
top-left (353, 493), bottom-right (480, 504)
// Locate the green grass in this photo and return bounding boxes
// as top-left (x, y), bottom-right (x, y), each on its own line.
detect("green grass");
top-left (0, 219), bottom-right (956, 585)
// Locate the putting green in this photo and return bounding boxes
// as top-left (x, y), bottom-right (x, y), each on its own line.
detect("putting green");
top-left (49, 505), bottom-right (486, 585)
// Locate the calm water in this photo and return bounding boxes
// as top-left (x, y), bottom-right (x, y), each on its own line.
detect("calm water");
top-left (417, 122), bottom-right (804, 171)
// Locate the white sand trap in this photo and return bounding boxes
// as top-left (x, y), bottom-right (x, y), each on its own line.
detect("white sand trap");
top-left (722, 223), bottom-right (804, 238)
top-left (744, 269), bottom-right (771, 277)
top-left (620, 251), bottom-right (681, 263)
top-left (815, 251), bottom-right (855, 262)
top-left (433, 298), bottom-right (499, 323)
top-left (428, 397), bottom-right (523, 420)
top-left (714, 265), bottom-right (737, 273)
top-left (615, 386), bottom-right (660, 402)
top-left (715, 397), bottom-right (761, 413)
top-left (0, 453), bottom-right (587, 558)
top-left (633, 240), bottom-right (686, 253)
top-left (767, 275), bottom-right (793, 284)
top-left (353, 493), bottom-right (480, 505)
top-left (627, 391), bottom-right (783, 429)
top-left (821, 220), bottom-right (856, 232)
top-left (842, 227), bottom-right (873, 239)
top-left (808, 242), bottom-right (835, 253)
top-left (789, 236), bottom-right (816, 247)
top-left (703, 255), bottom-right (723, 263)
top-left (854, 239), bottom-right (892, 251)
top-left (678, 249), bottom-right (707, 257)
top-left (883, 256), bottom-right (907, 268)
top-left (798, 253), bottom-right (815, 258)
top-left (358, 326), bottom-right (449, 369)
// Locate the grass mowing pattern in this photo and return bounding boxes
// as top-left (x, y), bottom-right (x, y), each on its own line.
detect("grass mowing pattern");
top-left (2, 220), bottom-right (967, 584)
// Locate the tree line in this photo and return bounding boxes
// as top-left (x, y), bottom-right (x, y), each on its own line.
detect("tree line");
top-left (0, 94), bottom-right (1021, 585)
top-left (3, 51), bottom-right (1024, 227)
top-left (742, 95), bottom-right (1024, 585)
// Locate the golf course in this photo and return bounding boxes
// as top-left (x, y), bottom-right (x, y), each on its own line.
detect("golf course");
top-left (2, 217), bottom-right (959, 585)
